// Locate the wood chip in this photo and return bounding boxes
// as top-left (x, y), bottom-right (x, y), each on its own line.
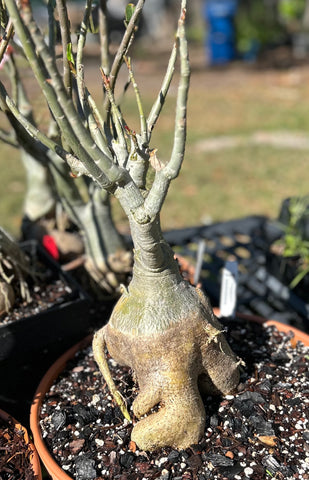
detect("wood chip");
top-left (257, 435), bottom-right (278, 447)
top-left (129, 440), bottom-right (137, 453)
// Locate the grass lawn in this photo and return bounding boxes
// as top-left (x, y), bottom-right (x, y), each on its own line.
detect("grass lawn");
top-left (1, 45), bottom-right (309, 236)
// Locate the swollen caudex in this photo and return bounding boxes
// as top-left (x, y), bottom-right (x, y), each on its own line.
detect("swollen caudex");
top-left (93, 276), bottom-right (240, 451)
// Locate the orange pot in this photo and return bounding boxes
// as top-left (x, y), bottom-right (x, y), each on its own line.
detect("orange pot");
top-left (30, 336), bottom-right (91, 480)
top-left (30, 314), bottom-right (309, 480)
top-left (0, 408), bottom-right (42, 480)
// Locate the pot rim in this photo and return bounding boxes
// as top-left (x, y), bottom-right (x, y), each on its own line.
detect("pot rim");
top-left (30, 335), bottom-right (92, 480)
top-left (0, 408), bottom-right (42, 480)
top-left (30, 315), bottom-right (309, 480)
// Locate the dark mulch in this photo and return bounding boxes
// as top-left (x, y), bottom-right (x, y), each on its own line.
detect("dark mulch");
top-left (0, 415), bottom-right (38, 480)
top-left (39, 319), bottom-right (309, 480)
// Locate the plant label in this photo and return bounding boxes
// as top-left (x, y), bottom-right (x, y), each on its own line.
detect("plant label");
top-left (219, 259), bottom-right (238, 318)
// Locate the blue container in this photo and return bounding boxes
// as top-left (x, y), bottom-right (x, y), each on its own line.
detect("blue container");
top-left (204, 0), bottom-right (238, 65)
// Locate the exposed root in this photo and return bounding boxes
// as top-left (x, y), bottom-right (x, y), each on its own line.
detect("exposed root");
top-left (92, 329), bottom-right (131, 421)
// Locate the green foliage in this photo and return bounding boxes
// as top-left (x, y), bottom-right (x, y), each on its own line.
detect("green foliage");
top-left (66, 42), bottom-right (75, 65)
top-left (125, 3), bottom-right (135, 26)
top-left (236, 0), bottom-right (286, 55)
top-left (279, 196), bottom-right (309, 288)
top-left (279, 0), bottom-right (306, 22)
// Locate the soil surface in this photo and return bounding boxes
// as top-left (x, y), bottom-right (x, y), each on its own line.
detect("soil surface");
top-left (0, 278), bottom-right (72, 326)
top-left (0, 243), bottom-right (74, 326)
top-left (0, 415), bottom-right (37, 480)
top-left (39, 318), bottom-right (309, 480)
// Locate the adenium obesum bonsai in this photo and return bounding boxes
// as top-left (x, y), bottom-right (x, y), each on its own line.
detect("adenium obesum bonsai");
top-left (1, 0), bottom-right (240, 450)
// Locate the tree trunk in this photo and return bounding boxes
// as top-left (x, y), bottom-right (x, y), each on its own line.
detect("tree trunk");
top-left (93, 215), bottom-right (240, 450)
top-left (21, 150), bottom-right (56, 221)
top-left (79, 188), bottom-right (132, 292)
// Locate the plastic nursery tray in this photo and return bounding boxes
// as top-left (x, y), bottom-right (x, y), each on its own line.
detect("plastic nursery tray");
top-left (164, 216), bottom-right (309, 333)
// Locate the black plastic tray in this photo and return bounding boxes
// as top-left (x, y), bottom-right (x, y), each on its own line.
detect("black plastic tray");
top-left (165, 216), bottom-right (309, 333)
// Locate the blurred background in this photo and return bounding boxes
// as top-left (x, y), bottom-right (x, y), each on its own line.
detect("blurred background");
top-left (1, 0), bottom-right (309, 236)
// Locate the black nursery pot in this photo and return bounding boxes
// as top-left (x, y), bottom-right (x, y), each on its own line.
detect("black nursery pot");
top-left (0, 240), bottom-right (96, 427)
top-left (0, 240), bottom-right (92, 362)
top-left (266, 249), bottom-right (309, 302)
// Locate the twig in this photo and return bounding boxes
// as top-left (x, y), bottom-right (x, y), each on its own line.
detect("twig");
top-left (144, 0), bottom-right (190, 218)
top-left (100, 67), bottom-right (128, 164)
top-left (147, 38), bottom-right (178, 135)
top-left (98, 0), bottom-right (110, 74)
top-left (0, 18), bottom-right (14, 63)
top-left (55, 0), bottom-right (72, 96)
top-left (124, 56), bottom-right (148, 145)
top-left (103, 0), bottom-right (144, 118)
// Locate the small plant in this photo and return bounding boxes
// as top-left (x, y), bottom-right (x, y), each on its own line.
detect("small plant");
top-left (276, 196), bottom-right (309, 288)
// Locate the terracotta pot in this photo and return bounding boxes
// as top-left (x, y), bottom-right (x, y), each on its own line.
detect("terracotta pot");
top-left (30, 311), bottom-right (309, 480)
top-left (30, 336), bottom-right (91, 480)
top-left (0, 408), bottom-right (42, 480)
top-left (174, 253), bottom-right (202, 287)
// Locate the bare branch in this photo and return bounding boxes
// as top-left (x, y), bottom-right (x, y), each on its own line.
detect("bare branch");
top-left (0, 80), bottom-right (91, 177)
top-left (55, 0), bottom-right (72, 96)
top-left (0, 18), bottom-right (13, 63)
top-left (103, 0), bottom-right (145, 117)
top-left (124, 56), bottom-right (148, 145)
top-left (165, 2), bottom-right (190, 179)
top-left (76, 0), bottom-right (91, 115)
top-left (144, 0), bottom-right (190, 218)
top-left (98, 0), bottom-right (110, 74)
top-left (5, 0), bottom-right (119, 188)
top-left (47, 0), bottom-right (56, 54)
top-left (100, 68), bottom-right (128, 164)
top-left (147, 38), bottom-right (178, 136)
top-left (75, 0), bottom-right (110, 157)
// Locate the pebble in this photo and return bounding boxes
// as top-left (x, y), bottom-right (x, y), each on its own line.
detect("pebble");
top-left (92, 394), bottom-right (100, 405)
top-left (155, 457), bottom-right (168, 467)
top-left (95, 439), bottom-right (104, 446)
top-left (51, 411), bottom-right (66, 430)
top-left (168, 450), bottom-right (180, 463)
top-left (160, 469), bottom-right (170, 480)
top-left (244, 467), bottom-right (254, 476)
top-left (75, 455), bottom-right (96, 480)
